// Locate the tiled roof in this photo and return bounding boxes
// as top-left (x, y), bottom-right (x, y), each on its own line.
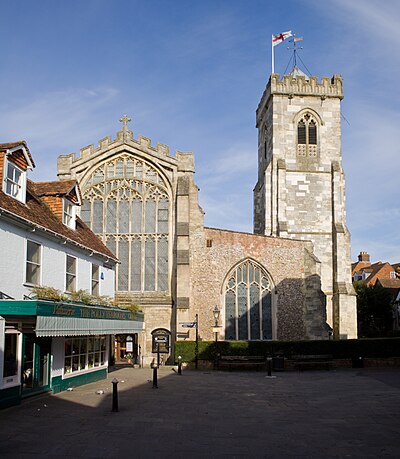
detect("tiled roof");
top-left (32, 180), bottom-right (82, 205)
top-left (377, 278), bottom-right (400, 289)
top-left (32, 180), bottom-right (78, 197)
top-left (0, 180), bottom-right (117, 262)
top-left (0, 140), bottom-right (35, 168)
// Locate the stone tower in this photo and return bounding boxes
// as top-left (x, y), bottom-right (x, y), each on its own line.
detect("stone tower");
top-left (253, 72), bottom-right (357, 339)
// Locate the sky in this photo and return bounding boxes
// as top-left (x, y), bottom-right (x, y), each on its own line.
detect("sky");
top-left (0, 0), bottom-right (399, 263)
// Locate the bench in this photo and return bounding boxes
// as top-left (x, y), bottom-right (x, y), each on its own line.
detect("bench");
top-left (217, 355), bottom-right (267, 371)
top-left (292, 354), bottom-right (334, 371)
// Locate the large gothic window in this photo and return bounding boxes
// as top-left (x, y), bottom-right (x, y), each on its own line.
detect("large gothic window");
top-left (297, 113), bottom-right (318, 159)
top-left (80, 155), bottom-right (170, 293)
top-left (224, 260), bottom-right (272, 341)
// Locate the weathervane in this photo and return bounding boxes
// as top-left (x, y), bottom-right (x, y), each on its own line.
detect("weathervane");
top-left (287, 34), bottom-right (303, 69)
top-left (284, 34), bottom-right (311, 76)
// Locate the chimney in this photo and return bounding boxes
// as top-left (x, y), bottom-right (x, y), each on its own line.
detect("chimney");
top-left (358, 251), bottom-right (370, 262)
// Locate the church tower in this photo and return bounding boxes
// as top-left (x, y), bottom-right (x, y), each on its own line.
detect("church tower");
top-left (253, 72), bottom-right (357, 339)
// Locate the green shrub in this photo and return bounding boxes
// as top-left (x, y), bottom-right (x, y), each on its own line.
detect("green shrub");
top-left (30, 286), bottom-right (67, 302)
top-left (174, 338), bottom-right (400, 363)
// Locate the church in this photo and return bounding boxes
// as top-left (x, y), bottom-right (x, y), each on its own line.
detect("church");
top-left (57, 70), bottom-right (357, 365)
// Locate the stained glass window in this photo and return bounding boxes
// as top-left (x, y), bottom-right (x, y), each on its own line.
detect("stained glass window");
top-left (224, 260), bottom-right (272, 340)
top-left (81, 156), bottom-right (170, 292)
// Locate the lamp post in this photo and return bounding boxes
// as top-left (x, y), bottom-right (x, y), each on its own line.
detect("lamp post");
top-left (212, 305), bottom-right (220, 370)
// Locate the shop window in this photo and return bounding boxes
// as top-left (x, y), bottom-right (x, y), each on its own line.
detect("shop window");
top-left (26, 240), bottom-right (41, 285)
top-left (64, 336), bottom-right (107, 375)
top-left (66, 255), bottom-right (76, 292)
top-left (91, 264), bottom-right (100, 296)
top-left (3, 332), bottom-right (18, 378)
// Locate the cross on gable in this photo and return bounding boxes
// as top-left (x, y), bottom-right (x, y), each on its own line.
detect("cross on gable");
top-left (119, 114), bottom-right (132, 128)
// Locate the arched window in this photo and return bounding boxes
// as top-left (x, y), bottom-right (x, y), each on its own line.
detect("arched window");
top-left (80, 155), bottom-right (170, 293)
top-left (297, 113), bottom-right (318, 158)
top-left (224, 260), bottom-right (272, 341)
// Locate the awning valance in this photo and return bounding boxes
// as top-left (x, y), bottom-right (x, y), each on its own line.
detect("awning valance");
top-left (35, 315), bottom-right (144, 337)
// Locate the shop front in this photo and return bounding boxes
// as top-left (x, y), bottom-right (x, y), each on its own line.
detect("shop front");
top-left (0, 300), bottom-right (144, 409)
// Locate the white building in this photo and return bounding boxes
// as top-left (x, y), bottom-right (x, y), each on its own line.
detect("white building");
top-left (0, 141), bottom-right (143, 408)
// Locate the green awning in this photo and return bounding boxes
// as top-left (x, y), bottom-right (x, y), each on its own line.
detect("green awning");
top-left (35, 315), bottom-right (144, 337)
top-left (0, 300), bottom-right (145, 337)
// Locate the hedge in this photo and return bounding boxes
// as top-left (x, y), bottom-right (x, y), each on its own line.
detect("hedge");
top-left (174, 338), bottom-right (400, 363)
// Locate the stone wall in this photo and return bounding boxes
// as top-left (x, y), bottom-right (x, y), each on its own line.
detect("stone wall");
top-left (185, 227), bottom-right (329, 341)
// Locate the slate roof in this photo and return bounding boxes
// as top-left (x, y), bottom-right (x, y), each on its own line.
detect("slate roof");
top-left (0, 180), bottom-right (117, 262)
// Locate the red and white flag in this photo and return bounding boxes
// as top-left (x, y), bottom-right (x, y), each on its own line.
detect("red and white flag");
top-left (272, 31), bottom-right (292, 47)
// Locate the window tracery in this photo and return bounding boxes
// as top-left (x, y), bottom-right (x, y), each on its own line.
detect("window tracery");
top-left (224, 259), bottom-right (272, 341)
top-left (81, 155), bottom-right (170, 293)
top-left (297, 113), bottom-right (318, 159)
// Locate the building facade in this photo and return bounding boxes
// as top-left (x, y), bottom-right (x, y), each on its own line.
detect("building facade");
top-left (0, 141), bottom-right (144, 408)
top-left (57, 68), bottom-right (360, 365)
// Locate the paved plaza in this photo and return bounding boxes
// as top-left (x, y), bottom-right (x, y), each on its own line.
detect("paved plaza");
top-left (0, 366), bottom-right (399, 458)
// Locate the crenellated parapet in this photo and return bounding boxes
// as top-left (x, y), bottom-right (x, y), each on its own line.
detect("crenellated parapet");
top-left (257, 73), bottom-right (343, 127)
top-left (78, 127), bottom-right (174, 159)
top-left (271, 73), bottom-right (343, 98)
top-left (57, 124), bottom-right (194, 179)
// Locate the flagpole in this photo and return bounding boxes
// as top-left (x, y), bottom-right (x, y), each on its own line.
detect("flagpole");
top-left (271, 35), bottom-right (274, 74)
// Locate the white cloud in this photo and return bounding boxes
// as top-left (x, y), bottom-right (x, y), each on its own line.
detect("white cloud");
top-left (197, 144), bottom-right (255, 189)
top-left (331, 0), bottom-right (400, 45)
top-left (0, 87), bottom-right (119, 179)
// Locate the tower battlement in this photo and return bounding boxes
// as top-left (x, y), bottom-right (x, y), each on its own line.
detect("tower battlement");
top-left (57, 126), bottom-right (194, 179)
top-left (271, 73), bottom-right (343, 97)
top-left (257, 73), bottom-right (343, 125)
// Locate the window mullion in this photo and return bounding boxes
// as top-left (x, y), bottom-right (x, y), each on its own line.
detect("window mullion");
top-left (247, 262), bottom-right (251, 340)
top-left (235, 271), bottom-right (239, 340)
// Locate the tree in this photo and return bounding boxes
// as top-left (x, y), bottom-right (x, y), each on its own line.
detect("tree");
top-left (354, 281), bottom-right (394, 337)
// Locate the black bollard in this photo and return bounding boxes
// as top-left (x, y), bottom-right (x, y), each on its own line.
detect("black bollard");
top-left (178, 355), bottom-right (182, 375)
top-left (111, 378), bottom-right (119, 412)
top-left (152, 365), bottom-right (158, 389)
top-left (267, 357), bottom-right (272, 377)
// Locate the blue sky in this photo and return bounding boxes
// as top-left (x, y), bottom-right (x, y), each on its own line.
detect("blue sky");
top-left (0, 0), bottom-right (399, 263)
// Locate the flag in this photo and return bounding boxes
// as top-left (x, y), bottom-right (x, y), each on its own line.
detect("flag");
top-left (294, 36), bottom-right (303, 43)
top-left (272, 31), bottom-right (292, 47)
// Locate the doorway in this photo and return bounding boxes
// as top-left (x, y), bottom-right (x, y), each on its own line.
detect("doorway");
top-left (21, 334), bottom-right (51, 396)
top-left (115, 334), bottom-right (138, 363)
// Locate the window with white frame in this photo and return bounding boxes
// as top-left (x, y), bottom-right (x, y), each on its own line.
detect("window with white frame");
top-left (63, 198), bottom-right (76, 229)
top-left (4, 161), bottom-right (25, 202)
top-left (26, 240), bottom-right (41, 285)
top-left (66, 255), bottom-right (76, 292)
top-left (91, 264), bottom-right (100, 296)
top-left (64, 336), bottom-right (107, 375)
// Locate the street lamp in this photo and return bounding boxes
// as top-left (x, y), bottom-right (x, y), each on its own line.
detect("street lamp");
top-left (213, 305), bottom-right (220, 327)
top-left (212, 305), bottom-right (220, 370)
